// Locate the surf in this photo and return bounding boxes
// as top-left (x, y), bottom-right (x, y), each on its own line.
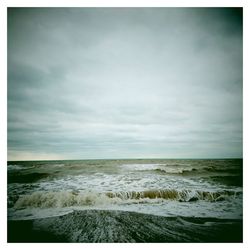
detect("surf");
top-left (8, 209), bottom-right (243, 243)
top-left (13, 188), bottom-right (242, 209)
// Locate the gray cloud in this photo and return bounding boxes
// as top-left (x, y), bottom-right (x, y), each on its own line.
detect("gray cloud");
top-left (8, 8), bottom-right (243, 160)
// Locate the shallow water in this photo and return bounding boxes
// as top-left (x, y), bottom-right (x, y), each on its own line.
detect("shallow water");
top-left (8, 210), bottom-right (243, 243)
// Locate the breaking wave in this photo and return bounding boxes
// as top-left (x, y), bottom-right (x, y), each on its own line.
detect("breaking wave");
top-left (8, 164), bottom-right (35, 171)
top-left (152, 168), bottom-right (198, 174)
top-left (151, 166), bottom-right (242, 175)
top-left (120, 164), bottom-right (198, 174)
top-left (13, 189), bottom-right (241, 209)
top-left (120, 163), bottom-right (242, 176)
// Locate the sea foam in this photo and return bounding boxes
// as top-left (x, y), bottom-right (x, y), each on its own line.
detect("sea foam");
top-left (13, 189), bottom-right (241, 209)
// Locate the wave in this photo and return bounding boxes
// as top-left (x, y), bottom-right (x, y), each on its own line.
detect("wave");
top-left (120, 164), bottom-right (197, 174)
top-left (148, 166), bottom-right (241, 176)
top-left (7, 164), bottom-right (36, 172)
top-left (106, 189), bottom-right (240, 201)
top-left (13, 189), bottom-right (241, 209)
top-left (8, 165), bottom-right (24, 171)
top-left (119, 163), bottom-right (232, 175)
top-left (152, 167), bottom-right (198, 174)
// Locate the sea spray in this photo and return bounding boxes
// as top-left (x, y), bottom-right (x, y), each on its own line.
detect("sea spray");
top-left (13, 189), bottom-right (241, 209)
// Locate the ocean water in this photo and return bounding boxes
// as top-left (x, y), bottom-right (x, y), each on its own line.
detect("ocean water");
top-left (7, 159), bottom-right (243, 242)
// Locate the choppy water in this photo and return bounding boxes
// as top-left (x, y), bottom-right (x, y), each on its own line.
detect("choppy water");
top-left (7, 159), bottom-right (243, 242)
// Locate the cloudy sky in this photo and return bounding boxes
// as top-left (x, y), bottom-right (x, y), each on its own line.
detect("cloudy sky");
top-left (8, 8), bottom-right (242, 160)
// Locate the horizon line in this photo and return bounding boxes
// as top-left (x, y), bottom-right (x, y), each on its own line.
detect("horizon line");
top-left (7, 157), bottom-right (243, 162)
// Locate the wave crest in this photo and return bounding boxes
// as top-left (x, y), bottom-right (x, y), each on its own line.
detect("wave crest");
top-left (106, 189), bottom-right (239, 202)
top-left (13, 189), bottom-right (241, 209)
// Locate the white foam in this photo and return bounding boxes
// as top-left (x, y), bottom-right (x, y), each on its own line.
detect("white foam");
top-left (9, 194), bottom-right (243, 221)
top-left (39, 173), bottom-right (218, 195)
top-left (120, 163), bottom-right (195, 174)
top-left (7, 160), bottom-right (243, 223)
top-left (7, 164), bottom-right (24, 170)
top-left (120, 164), bottom-right (165, 171)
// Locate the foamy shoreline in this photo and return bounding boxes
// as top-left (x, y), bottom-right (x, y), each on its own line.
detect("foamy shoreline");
top-left (8, 209), bottom-right (242, 243)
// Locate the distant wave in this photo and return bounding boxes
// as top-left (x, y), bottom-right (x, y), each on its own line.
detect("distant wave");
top-left (120, 164), bottom-right (196, 174)
top-left (8, 165), bottom-right (24, 171)
top-left (13, 189), bottom-right (241, 209)
top-left (119, 163), bottom-right (240, 175)
top-left (152, 167), bottom-right (198, 174)
top-left (150, 166), bottom-right (237, 175)
top-left (7, 164), bottom-right (35, 171)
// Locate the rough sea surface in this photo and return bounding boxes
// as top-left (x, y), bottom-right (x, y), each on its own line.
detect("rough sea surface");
top-left (7, 159), bottom-right (243, 242)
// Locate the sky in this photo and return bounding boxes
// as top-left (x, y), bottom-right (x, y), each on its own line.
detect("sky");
top-left (7, 8), bottom-right (243, 160)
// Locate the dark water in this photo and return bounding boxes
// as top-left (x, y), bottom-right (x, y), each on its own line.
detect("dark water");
top-left (7, 159), bottom-right (243, 242)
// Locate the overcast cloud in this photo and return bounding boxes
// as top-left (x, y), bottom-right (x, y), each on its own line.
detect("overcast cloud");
top-left (8, 8), bottom-right (243, 160)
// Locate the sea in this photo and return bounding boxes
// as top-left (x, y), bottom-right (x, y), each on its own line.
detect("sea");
top-left (7, 158), bottom-right (243, 243)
